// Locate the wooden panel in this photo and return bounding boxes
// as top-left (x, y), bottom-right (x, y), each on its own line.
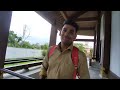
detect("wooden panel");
top-left (0, 11), bottom-right (12, 78)
top-left (69, 11), bottom-right (87, 20)
top-left (0, 11), bottom-right (12, 68)
top-left (76, 17), bottom-right (98, 22)
top-left (79, 11), bottom-right (98, 18)
top-left (77, 30), bottom-right (94, 36)
top-left (60, 11), bottom-right (68, 20)
top-left (49, 25), bottom-right (57, 46)
top-left (102, 11), bottom-right (111, 74)
top-left (77, 21), bottom-right (97, 27)
top-left (75, 39), bottom-right (94, 42)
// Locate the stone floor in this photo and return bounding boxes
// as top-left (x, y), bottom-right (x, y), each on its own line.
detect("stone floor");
top-left (3, 59), bottom-right (102, 79)
top-left (88, 61), bottom-right (101, 79)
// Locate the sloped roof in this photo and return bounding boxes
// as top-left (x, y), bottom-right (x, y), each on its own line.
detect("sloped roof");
top-left (36, 11), bottom-right (99, 36)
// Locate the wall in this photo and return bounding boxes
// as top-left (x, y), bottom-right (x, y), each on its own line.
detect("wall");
top-left (5, 47), bottom-right (43, 59)
top-left (110, 11), bottom-right (120, 77)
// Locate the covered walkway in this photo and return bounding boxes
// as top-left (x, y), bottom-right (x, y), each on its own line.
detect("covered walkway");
top-left (0, 11), bottom-right (120, 79)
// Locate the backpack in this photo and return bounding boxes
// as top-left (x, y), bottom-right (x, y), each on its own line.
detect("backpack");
top-left (48, 45), bottom-right (80, 79)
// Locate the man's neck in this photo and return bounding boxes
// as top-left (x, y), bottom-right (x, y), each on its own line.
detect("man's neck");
top-left (60, 42), bottom-right (71, 52)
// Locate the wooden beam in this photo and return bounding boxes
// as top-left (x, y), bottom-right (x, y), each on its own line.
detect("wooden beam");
top-left (96, 11), bottom-right (101, 62)
top-left (79, 27), bottom-right (95, 30)
top-left (74, 39), bottom-right (94, 42)
top-left (69, 11), bottom-right (87, 20)
top-left (0, 11), bottom-right (12, 79)
top-left (76, 17), bottom-right (98, 22)
top-left (60, 11), bottom-right (68, 20)
top-left (102, 11), bottom-right (111, 75)
top-left (93, 30), bottom-right (97, 58)
top-left (49, 23), bottom-right (58, 46)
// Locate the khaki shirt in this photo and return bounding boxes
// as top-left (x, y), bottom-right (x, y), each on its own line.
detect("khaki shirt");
top-left (39, 43), bottom-right (90, 79)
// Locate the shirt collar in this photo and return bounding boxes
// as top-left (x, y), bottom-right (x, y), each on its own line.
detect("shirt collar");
top-left (57, 42), bottom-right (73, 51)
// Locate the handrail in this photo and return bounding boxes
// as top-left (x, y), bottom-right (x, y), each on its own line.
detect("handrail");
top-left (5, 61), bottom-right (43, 71)
top-left (0, 68), bottom-right (35, 79)
top-left (5, 57), bottom-right (43, 64)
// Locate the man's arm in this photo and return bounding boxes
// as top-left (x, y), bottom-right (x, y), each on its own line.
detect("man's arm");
top-left (78, 51), bottom-right (90, 79)
top-left (39, 49), bottom-right (49, 79)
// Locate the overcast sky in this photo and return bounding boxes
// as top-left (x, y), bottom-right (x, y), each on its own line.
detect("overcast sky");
top-left (10, 11), bottom-right (94, 48)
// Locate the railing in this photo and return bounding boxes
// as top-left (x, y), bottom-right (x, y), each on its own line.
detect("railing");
top-left (5, 57), bottom-right (43, 64)
top-left (0, 68), bottom-right (34, 79)
top-left (1, 57), bottom-right (43, 79)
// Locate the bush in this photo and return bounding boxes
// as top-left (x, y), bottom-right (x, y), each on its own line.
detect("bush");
top-left (42, 50), bottom-right (47, 57)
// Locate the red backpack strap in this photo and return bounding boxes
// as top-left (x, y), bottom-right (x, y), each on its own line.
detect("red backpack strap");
top-left (72, 46), bottom-right (80, 79)
top-left (48, 45), bottom-right (57, 58)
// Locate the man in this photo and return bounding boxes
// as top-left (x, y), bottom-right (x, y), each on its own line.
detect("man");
top-left (39, 19), bottom-right (90, 79)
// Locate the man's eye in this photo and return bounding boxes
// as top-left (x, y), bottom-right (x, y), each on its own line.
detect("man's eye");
top-left (63, 29), bottom-right (67, 32)
top-left (70, 31), bottom-right (73, 34)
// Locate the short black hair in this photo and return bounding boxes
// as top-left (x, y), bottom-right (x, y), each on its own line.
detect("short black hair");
top-left (63, 19), bottom-right (79, 32)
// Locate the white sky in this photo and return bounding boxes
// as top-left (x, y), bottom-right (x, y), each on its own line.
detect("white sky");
top-left (10, 11), bottom-right (94, 48)
top-left (10, 11), bottom-right (51, 44)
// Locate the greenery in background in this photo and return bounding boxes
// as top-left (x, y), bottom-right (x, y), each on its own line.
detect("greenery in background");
top-left (90, 48), bottom-right (93, 57)
top-left (8, 30), bottom-right (49, 50)
top-left (42, 50), bottom-right (47, 57)
top-left (73, 43), bottom-right (87, 54)
top-left (8, 30), bottom-right (91, 57)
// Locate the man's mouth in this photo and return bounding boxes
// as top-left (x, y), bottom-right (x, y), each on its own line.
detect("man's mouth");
top-left (64, 37), bottom-right (70, 41)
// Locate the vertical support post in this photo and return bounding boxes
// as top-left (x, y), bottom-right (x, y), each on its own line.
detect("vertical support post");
top-left (96, 11), bottom-right (101, 62)
top-left (93, 30), bottom-right (96, 59)
top-left (49, 21), bottom-right (57, 47)
top-left (0, 11), bottom-right (12, 79)
top-left (101, 11), bottom-right (111, 78)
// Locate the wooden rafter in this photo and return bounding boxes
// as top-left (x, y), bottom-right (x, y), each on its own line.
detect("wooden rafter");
top-left (79, 27), bottom-right (95, 30)
top-left (60, 11), bottom-right (68, 20)
top-left (75, 39), bottom-right (94, 42)
top-left (76, 17), bottom-right (98, 22)
top-left (69, 11), bottom-right (87, 20)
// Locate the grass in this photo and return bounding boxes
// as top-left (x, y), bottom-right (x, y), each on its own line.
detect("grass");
top-left (4, 60), bottom-right (42, 68)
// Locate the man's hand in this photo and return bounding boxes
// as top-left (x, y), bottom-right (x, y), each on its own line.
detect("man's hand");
top-left (39, 75), bottom-right (46, 79)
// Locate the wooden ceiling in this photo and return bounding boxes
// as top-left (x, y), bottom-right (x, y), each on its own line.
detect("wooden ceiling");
top-left (35, 11), bottom-right (99, 36)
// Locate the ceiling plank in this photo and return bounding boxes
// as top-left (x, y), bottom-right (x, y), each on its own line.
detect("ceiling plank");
top-left (69, 11), bottom-right (87, 20)
top-left (76, 17), bottom-right (98, 22)
top-left (79, 27), bottom-right (95, 30)
top-left (60, 11), bottom-right (68, 20)
top-left (75, 39), bottom-right (94, 42)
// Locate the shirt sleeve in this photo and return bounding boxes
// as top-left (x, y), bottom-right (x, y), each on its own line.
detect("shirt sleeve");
top-left (39, 47), bottom-right (50, 77)
top-left (78, 51), bottom-right (90, 79)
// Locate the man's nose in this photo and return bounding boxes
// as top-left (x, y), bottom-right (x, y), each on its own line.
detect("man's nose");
top-left (64, 31), bottom-right (70, 36)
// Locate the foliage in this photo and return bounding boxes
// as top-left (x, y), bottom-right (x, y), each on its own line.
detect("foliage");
top-left (73, 43), bottom-right (87, 54)
top-left (42, 50), bottom-right (47, 57)
top-left (8, 30), bottom-right (49, 50)
top-left (8, 31), bottom-right (22, 47)
top-left (90, 48), bottom-right (93, 57)
top-left (40, 43), bottom-right (49, 50)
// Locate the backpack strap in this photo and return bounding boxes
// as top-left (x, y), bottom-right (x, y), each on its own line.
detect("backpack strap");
top-left (48, 45), bottom-right (57, 58)
top-left (72, 46), bottom-right (80, 79)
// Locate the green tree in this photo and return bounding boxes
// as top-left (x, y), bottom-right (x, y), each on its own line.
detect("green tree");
top-left (40, 43), bottom-right (49, 50)
top-left (8, 31), bottom-right (22, 47)
top-left (73, 43), bottom-right (87, 54)
top-left (21, 41), bottom-right (32, 48)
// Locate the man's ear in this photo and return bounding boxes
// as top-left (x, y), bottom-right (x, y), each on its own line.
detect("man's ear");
top-left (73, 33), bottom-right (77, 40)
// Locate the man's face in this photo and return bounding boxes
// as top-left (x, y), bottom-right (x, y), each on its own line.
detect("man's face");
top-left (59, 24), bottom-right (77, 46)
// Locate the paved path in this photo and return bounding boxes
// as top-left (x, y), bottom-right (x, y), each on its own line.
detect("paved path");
top-left (88, 61), bottom-right (101, 79)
